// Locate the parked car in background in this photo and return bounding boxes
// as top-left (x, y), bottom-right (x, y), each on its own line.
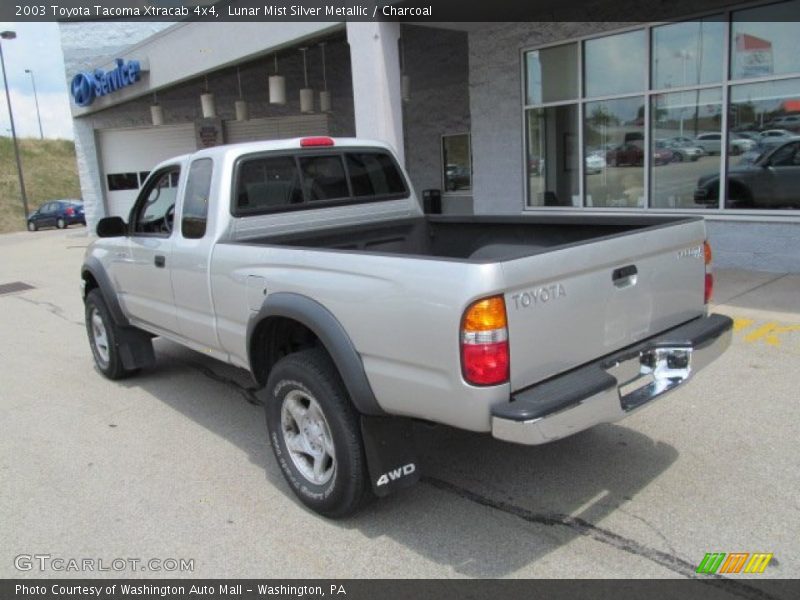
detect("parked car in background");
top-left (768, 115), bottom-right (800, 132)
top-left (694, 138), bottom-right (800, 208)
top-left (694, 132), bottom-right (755, 156)
top-left (738, 136), bottom-right (797, 165)
top-left (758, 129), bottom-right (795, 141)
top-left (661, 139), bottom-right (702, 162)
top-left (27, 200), bottom-right (85, 231)
top-left (585, 151), bottom-right (607, 174)
top-left (607, 142), bottom-right (672, 166)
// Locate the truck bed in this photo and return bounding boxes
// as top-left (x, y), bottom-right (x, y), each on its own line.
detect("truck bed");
top-left (239, 215), bottom-right (699, 262)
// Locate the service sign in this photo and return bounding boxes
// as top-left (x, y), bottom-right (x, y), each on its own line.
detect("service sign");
top-left (70, 58), bottom-right (144, 107)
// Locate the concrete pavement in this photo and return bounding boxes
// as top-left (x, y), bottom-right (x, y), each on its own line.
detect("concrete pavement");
top-left (0, 228), bottom-right (798, 580)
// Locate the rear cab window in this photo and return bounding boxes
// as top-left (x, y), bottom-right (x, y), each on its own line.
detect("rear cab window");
top-left (233, 148), bottom-right (408, 216)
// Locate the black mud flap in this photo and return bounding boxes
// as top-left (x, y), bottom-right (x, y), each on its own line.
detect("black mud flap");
top-left (117, 327), bottom-right (156, 371)
top-left (360, 416), bottom-right (420, 497)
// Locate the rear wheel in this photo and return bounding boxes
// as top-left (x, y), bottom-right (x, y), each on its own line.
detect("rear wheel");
top-left (56, 217), bottom-right (66, 229)
top-left (265, 348), bottom-right (373, 518)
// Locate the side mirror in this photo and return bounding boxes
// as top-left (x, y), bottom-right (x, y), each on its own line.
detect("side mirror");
top-left (96, 216), bottom-right (127, 238)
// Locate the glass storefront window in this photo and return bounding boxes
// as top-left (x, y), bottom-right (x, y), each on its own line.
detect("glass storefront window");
top-left (525, 43), bottom-right (579, 105)
top-left (584, 30), bottom-right (646, 97)
top-left (526, 105), bottom-right (580, 207)
top-left (652, 17), bottom-right (725, 89)
top-left (651, 88), bottom-right (722, 209)
top-left (724, 77), bottom-right (800, 209)
top-left (584, 97), bottom-right (646, 207)
top-left (523, 5), bottom-right (800, 213)
top-left (442, 134), bottom-right (472, 192)
top-left (731, 1), bottom-right (800, 80)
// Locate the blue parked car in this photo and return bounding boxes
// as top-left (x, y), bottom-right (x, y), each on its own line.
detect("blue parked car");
top-left (27, 200), bottom-right (86, 231)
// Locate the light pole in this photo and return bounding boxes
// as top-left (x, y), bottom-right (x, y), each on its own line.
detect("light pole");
top-left (674, 50), bottom-right (692, 138)
top-left (0, 30), bottom-right (29, 223)
top-left (24, 68), bottom-right (43, 139)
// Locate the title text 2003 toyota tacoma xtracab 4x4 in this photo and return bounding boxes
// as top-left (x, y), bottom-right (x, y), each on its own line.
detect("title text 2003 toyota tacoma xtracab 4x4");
top-left (81, 137), bottom-right (731, 517)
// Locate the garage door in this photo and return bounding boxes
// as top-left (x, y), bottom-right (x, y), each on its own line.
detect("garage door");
top-left (224, 114), bottom-right (330, 144)
top-left (98, 124), bottom-right (196, 218)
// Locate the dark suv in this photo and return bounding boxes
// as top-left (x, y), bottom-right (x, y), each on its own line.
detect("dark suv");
top-left (27, 200), bottom-right (85, 231)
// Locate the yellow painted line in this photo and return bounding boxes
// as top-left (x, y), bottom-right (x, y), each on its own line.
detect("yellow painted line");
top-left (732, 318), bottom-right (755, 332)
top-left (743, 322), bottom-right (800, 346)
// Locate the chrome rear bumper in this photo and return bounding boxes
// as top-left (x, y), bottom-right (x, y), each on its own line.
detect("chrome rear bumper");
top-left (491, 314), bottom-right (732, 445)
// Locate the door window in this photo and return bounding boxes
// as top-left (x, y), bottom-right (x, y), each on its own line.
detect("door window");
top-left (130, 167), bottom-right (180, 236)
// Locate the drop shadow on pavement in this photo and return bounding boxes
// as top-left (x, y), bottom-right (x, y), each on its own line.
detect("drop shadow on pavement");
top-left (120, 338), bottom-right (679, 578)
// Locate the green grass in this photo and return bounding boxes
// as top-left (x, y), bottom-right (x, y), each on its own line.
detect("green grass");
top-left (0, 137), bottom-right (81, 234)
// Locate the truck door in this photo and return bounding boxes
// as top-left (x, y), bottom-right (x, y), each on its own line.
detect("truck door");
top-left (112, 165), bottom-right (181, 333)
top-left (169, 157), bottom-right (221, 351)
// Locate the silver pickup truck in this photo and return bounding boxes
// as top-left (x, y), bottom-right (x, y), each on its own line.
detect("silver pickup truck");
top-left (82, 136), bottom-right (732, 517)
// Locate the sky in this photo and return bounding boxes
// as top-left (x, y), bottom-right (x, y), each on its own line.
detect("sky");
top-left (0, 22), bottom-right (74, 140)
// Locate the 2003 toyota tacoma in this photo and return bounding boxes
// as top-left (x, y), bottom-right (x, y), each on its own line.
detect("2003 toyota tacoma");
top-left (81, 136), bottom-right (732, 517)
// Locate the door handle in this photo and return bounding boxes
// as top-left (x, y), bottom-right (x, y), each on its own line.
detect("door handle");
top-left (154, 255), bottom-right (166, 268)
top-left (612, 264), bottom-right (637, 288)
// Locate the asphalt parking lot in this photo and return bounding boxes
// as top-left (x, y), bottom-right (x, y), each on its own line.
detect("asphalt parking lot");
top-left (1, 228), bottom-right (798, 581)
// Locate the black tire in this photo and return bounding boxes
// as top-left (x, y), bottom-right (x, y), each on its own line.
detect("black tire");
top-left (674, 152), bottom-right (684, 162)
top-left (57, 217), bottom-right (66, 229)
top-left (27, 221), bottom-right (37, 232)
top-left (85, 289), bottom-right (132, 380)
top-left (265, 348), bottom-right (373, 518)
top-left (728, 183), bottom-right (754, 209)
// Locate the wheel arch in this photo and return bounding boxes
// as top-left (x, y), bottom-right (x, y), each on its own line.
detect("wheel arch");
top-left (248, 292), bottom-right (384, 416)
top-left (81, 257), bottom-right (130, 328)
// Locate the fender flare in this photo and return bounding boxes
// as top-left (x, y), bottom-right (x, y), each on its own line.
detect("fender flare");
top-left (248, 292), bottom-right (385, 416)
top-left (81, 257), bottom-right (130, 328)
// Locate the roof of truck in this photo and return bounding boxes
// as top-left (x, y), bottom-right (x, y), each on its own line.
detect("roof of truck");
top-left (191, 137), bottom-right (396, 161)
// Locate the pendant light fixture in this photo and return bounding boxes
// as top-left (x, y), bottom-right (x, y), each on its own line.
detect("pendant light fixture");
top-left (200, 75), bottom-right (216, 118)
top-left (150, 92), bottom-right (164, 126)
top-left (235, 67), bottom-right (248, 121)
top-left (269, 53), bottom-right (286, 105)
top-left (318, 42), bottom-right (331, 113)
top-left (299, 47), bottom-right (314, 114)
top-left (400, 37), bottom-right (410, 103)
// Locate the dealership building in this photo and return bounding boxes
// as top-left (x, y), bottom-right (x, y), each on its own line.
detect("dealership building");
top-left (60, 1), bottom-right (800, 271)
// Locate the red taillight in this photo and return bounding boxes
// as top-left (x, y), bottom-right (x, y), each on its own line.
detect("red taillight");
top-left (461, 296), bottom-right (509, 386)
top-left (66, 207), bottom-right (75, 216)
top-left (462, 342), bottom-right (510, 386)
top-left (300, 136), bottom-right (334, 147)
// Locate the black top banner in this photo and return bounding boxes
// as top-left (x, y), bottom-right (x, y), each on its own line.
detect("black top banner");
top-left (4, 0), bottom-right (800, 22)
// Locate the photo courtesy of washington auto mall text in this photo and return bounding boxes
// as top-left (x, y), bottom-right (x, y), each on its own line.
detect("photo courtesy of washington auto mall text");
top-left (2, 0), bottom-right (800, 598)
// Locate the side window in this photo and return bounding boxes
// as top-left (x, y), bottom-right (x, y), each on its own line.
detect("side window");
top-left (182, 159), bottom-right (213, 239)
top-left (236, 156), bottom-right (302, 213)
top-left (346, 152), bottom-right (406, 197)
top-left (298, 155), bottom-right (349, 201)
top-left (770, 143), bottom-right (800, 167)
top-left (131, 167), bottom-right (180, 235)
top-left (442, 133), bottom-right (472, 192)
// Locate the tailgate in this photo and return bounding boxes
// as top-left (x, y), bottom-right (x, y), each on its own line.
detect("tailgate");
top-left (502, 219), bottom-right (707, 391)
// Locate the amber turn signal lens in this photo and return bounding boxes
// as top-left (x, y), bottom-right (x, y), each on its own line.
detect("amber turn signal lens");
top-left (704, 241), bottom-right (712, 265)
top-left (463, 296), bottom-right (507, 332)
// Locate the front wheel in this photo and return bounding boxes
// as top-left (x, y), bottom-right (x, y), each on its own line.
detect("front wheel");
top-left (27, 221), bottom-right (37, 232)
top-left (265, 349), bottom-right (373, 518)
top-left (85, 289), bottom-right (133, 380)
